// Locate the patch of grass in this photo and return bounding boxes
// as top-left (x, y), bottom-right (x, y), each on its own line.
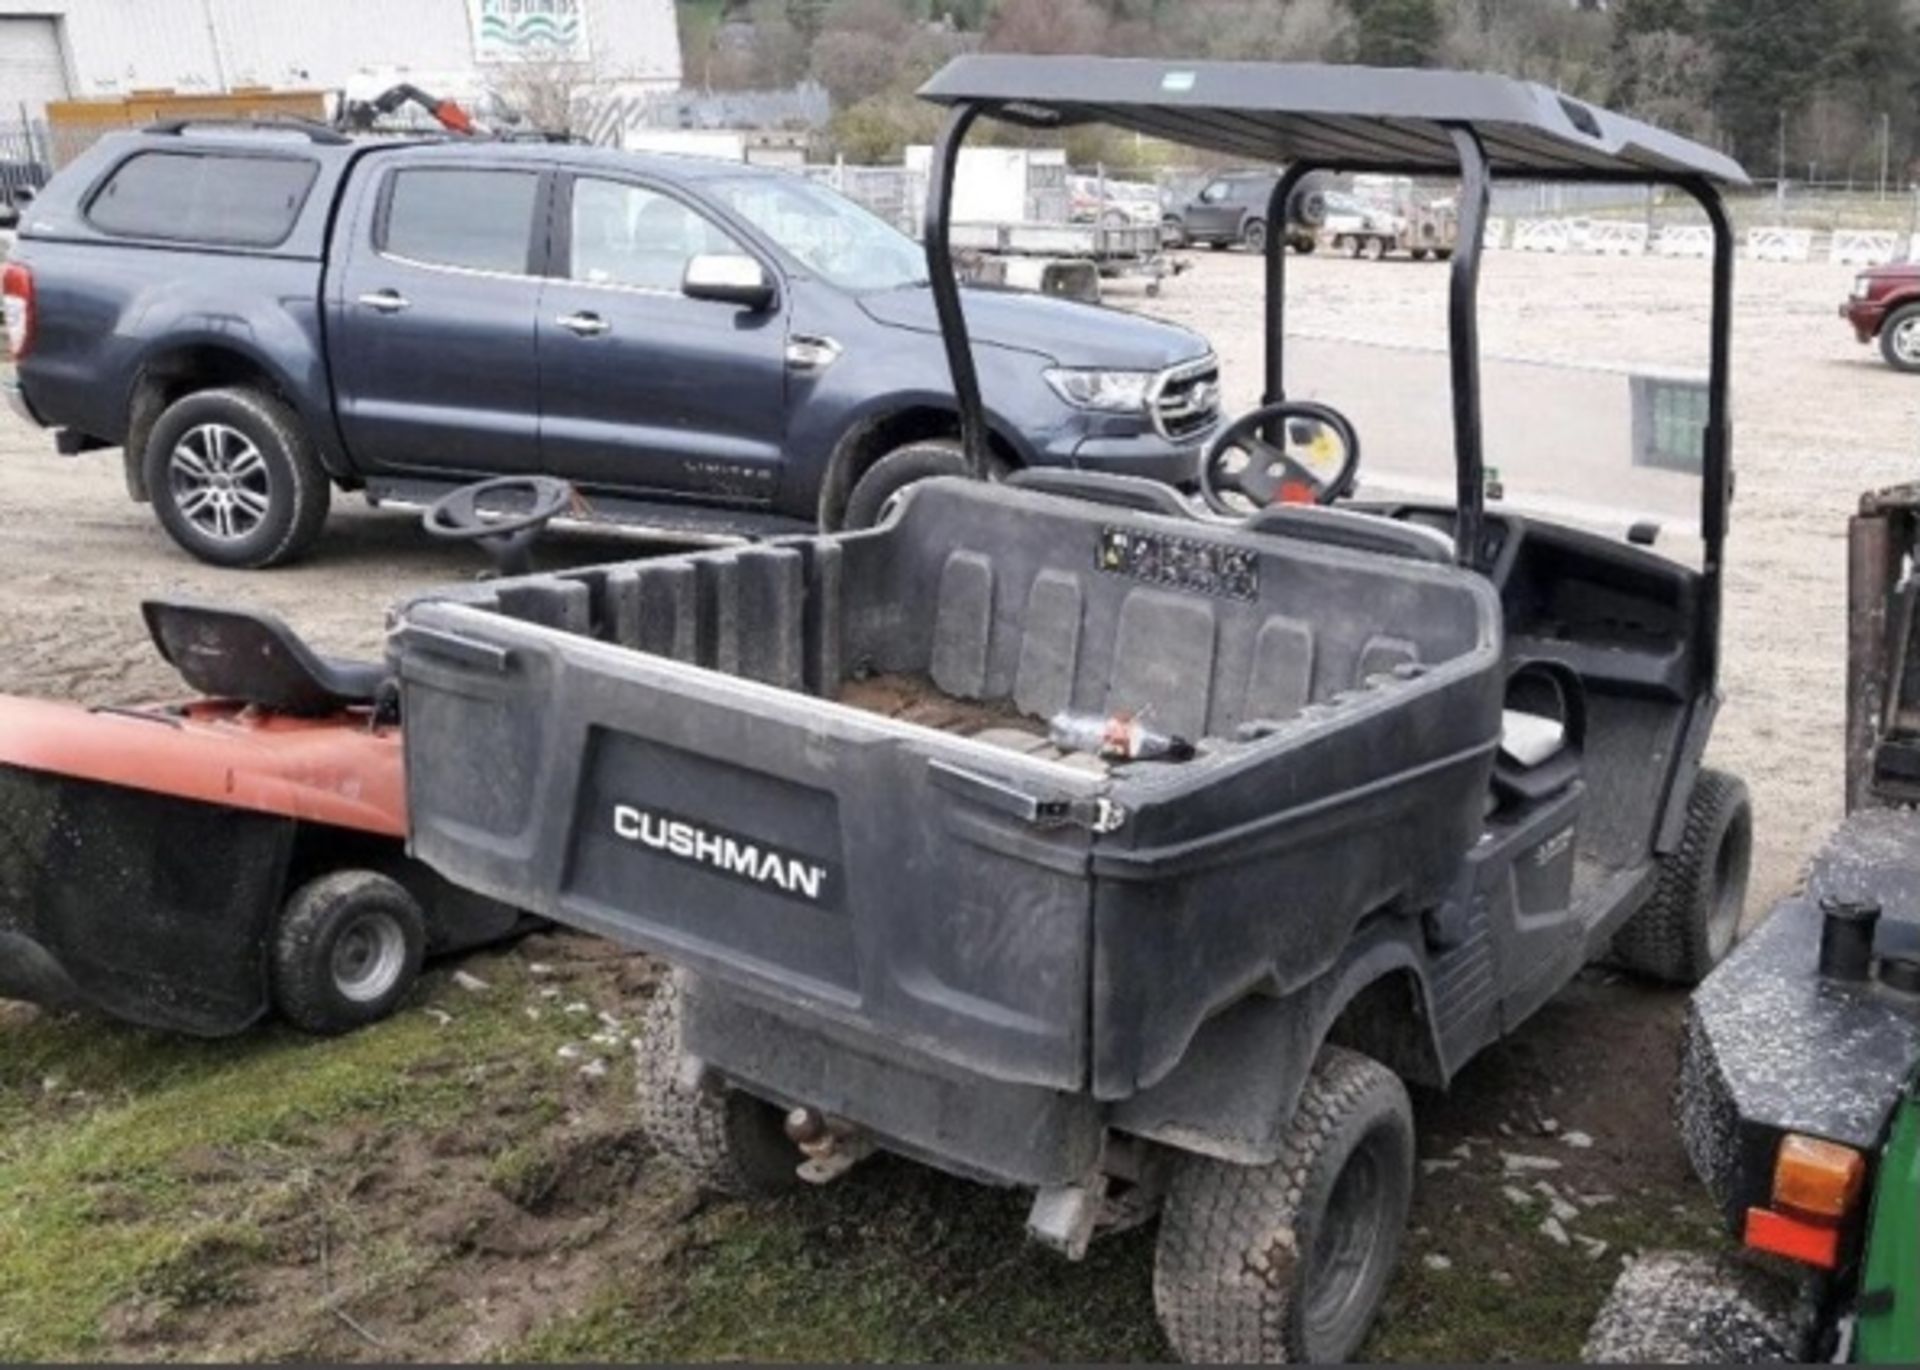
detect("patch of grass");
top-left (0, 956), bottom-right (578, 1360)
top-left (1372, 1170), bottom-right (1726, 1364)
top-left (514, 1161), bottom-right (1170, 1364)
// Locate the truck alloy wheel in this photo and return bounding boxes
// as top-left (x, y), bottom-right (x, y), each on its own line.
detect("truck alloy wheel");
top-left (1881, 304), bottom-right (1920, 372)
top-left (1154, 1046), bottom-right (1414, 1364)
top-left (143, 386), bottom-right (331, 569)
top-left (270, 870), bottom-right (426, 1035)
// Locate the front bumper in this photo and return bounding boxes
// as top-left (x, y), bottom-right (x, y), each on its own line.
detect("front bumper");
top-left (1068, 432), bottom-right (1206, 487)
top-left (1842, 298), bottom-right (1888, 344)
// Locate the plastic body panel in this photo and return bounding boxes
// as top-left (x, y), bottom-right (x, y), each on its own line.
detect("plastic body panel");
top-left (398, 481), bottom-right (1507, 1176)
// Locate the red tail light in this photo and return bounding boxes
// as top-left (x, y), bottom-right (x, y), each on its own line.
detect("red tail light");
top-left (2, 261), bottom-right (33, 361)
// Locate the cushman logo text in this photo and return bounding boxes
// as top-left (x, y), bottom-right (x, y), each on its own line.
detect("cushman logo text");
top-left (612, 805), bottom-right (832, 904)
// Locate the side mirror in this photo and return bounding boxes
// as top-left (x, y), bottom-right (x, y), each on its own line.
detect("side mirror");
top-left (682, 254), bottom-right (775, 311)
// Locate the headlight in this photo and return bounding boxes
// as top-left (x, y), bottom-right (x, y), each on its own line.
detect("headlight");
top-left (1853, 276), bottom-right (1875, 300)
top-left (1043, 367), bottom-right (1156, 413)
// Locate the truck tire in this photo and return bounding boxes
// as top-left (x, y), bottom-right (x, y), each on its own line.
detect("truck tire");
top-left (1881, 303), bottom-right (1920, 372)
top-left (842, 441), bottom-right (1006, 531)
top-left (270, 870), bottom-right (426, 1036)
top-left (633, 970), bottom-right (799, 1198)
top-left (1362, 236), bottom-right (1388, 262)
top-left (1153, 1046), bottom-right (1414, 1365)
top-left (143, 386), bottom-right (331, 569)
top-left (1583, 1251), bottom-right (1810, 1364)
top-left (1612, 768), bottom-right (1752, 986)
top-left (1243, 218), bottom-right (1269, 253)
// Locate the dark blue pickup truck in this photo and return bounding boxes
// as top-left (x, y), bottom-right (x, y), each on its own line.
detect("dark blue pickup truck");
top-left (1, 126), bottom-right (1219, 567)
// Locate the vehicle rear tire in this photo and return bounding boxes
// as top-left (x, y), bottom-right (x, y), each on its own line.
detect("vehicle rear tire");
top-left (270, 870), bottom-right (426, 1036)
top-left (1881, 303), bottom-right (1920, 372)
top-left (143, 386), bottom-right (331, 569)
top-left (633, 969), bottom-right (800, 1198)
top-left (1243, 219), bottom-right (1269, 253)
top-left (1362, 236), bottom-right (1388, 262)
top-left (1153, 1045), bottom-right (1414, 1365)
top-left (1583, 1251), bottom-right (1810, 1364)
top-left (1612, 768), bottom-right (1752, 986)
top-left (841, 440), bottom-right (1007, 531)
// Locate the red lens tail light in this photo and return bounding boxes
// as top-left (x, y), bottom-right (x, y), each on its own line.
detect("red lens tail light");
top-left (2, 261), bottom-right (34, 361)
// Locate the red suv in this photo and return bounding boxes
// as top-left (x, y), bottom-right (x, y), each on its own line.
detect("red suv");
top-left (1843, 263), bottom-right (1920, 371)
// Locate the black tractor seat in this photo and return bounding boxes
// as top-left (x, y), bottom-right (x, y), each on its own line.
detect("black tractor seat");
top-left (142, 597), bottom-right (389, 716)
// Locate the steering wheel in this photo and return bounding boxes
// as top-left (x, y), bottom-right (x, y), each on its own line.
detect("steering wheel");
top-left (424, 476), bottom-right (578, 577)
top-left (1200, 401), bottom-right (1360, 516)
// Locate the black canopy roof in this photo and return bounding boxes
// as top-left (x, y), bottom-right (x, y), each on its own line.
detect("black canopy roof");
top-left (918, 55), bottom-right (1749, 186)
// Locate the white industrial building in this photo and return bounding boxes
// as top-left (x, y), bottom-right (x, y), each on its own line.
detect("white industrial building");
top-left (0, 0), bottom-right (682, 123)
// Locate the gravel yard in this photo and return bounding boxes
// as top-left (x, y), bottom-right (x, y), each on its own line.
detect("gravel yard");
top-left (0, 246), bottom-right (1909, 1361)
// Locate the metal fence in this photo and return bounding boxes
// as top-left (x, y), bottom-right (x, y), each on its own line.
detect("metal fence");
top-left (0, 121), bottom-right (52, 203)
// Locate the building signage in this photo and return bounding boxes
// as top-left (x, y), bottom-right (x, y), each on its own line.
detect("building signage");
top-left (468, 0), bottom-right (592, 63)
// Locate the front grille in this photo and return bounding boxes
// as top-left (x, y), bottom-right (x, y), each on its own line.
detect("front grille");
top-left (1152, 356), bottom-right (1222, 442)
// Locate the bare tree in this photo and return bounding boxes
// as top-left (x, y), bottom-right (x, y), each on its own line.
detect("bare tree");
top-left (485, 54), bottom-right (594, 135)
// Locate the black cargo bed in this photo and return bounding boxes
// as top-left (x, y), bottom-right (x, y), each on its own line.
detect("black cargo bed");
top-left (395, 479), bottom-right (1504, 1104)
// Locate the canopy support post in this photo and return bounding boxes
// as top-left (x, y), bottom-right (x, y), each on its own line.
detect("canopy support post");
top-left (1679, 175), bottom-right (1735, 695)
top-left (1262, 164), bottom-right (1321, 407)
top-left (1446, 125), bottom-right (1492, 570)
top-left (924, 101), bottom-right (989, 480)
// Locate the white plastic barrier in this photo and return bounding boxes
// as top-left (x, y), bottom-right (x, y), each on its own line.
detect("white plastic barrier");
top-left (1747, 227), bottom-right (1813, 263)
top-left (1483, 217), bottom-right (1508, 249)
top-left (1654, 225), bottom-right (1714, 259)
top-left (1512, 219), bottom-right (1572, 254)
top-left (1584, 221), bottom-right (1649, 258)
top-left (1830, 231), bottom-right (1901, 267)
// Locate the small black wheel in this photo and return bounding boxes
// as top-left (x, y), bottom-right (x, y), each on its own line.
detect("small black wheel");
top-left (1613, 768), bottom-right (1752, 985)
top-left (1583, 1251), bottom-right (1810, 1363)
top-left (1206, 240), bottom-right (1227, 252)
top-left (1410, 248), bottom-right (1432, 262)
top-left (1881, 303), bottom-right (1920, 372)
top-left (633, 969), bottom-right (800, 1198)
top-left (1291, 235), bottom-right (1317, 256)
top-left (270, 870), bottom-right (426, 1035)
top-left (1154, 1045), bottom-right (1414, 1364)
top-left (1243, 218), bottom-right (1269, 253)
top-left (840, 440), bottom-right (1007, 531)
top-left (144, 387), bottom-right (331, 569)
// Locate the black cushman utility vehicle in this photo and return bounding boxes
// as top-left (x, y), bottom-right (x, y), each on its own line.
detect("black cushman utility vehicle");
top-left (393, 58), bottom-right (1753, 1362)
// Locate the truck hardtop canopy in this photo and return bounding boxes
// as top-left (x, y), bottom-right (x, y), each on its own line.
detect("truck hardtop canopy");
top-left (914, 55), bottom-right (1744, 683)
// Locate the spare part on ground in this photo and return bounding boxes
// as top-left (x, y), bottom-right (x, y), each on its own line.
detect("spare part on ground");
top-left (392, 55), bottom-right (1751, 1365)
top-left (1589, 483), bottom-right (1920, 1367)
top-left (423, 474), bottom-right (579, 577)
top-left (0, 595), bottom-right (527, 1037)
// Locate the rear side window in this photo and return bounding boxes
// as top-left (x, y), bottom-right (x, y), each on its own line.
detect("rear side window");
top-left (87, 152), bottom-right (318, 246)
top-left (381, 168), bottom-right (540, 275)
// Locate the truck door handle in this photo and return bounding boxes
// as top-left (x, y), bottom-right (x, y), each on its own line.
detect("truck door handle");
top-left (357, 289), bottom-right (411, 313)
top-left (558, 311), bottom-right (611, 337)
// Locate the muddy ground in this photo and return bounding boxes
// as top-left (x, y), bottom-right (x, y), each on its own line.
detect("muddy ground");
top-left (0, 248), bottom-right (1910, 1361)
